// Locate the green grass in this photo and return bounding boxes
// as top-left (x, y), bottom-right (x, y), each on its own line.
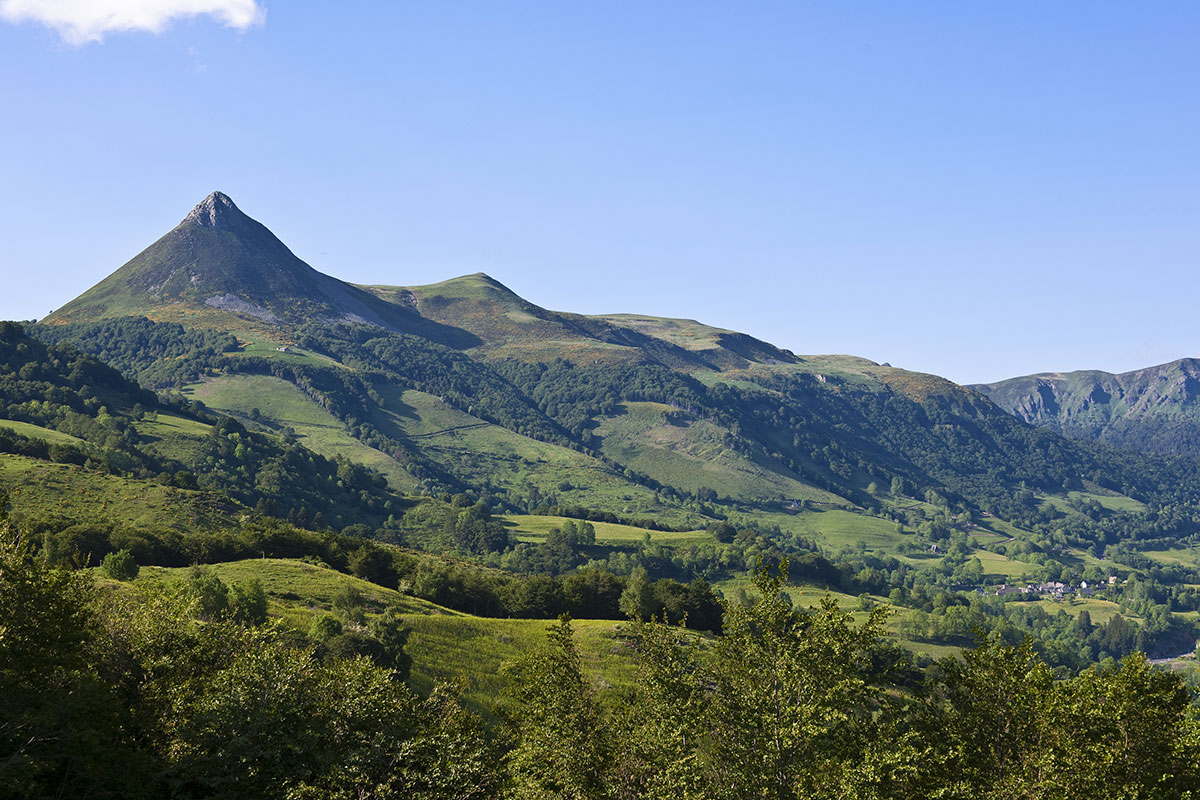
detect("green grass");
top-left (0, 418), bottom-right (85, 446)
top-left (401, 615), bottom-right (638, 715)
top-left (592, 314), bottom-right (740, 353)
top-left (224, 329), bottom-right (342, 368)
top-left (1142, 547), bottom-right (1200, 569)
top-left (369, 387), bottom-right (704, 527)
top-left (137, 411), bottom-right (213, 438)
top-left (180, 374), bottom-right (421, 492)
top-left (502, 514), bottom-right (710, 546)
top-left (1038, 490), bottom-right (1147, 516)
top-left (592, 402), bottom-right (839, 503)
top-left (0, 453), bottom-right (232, 532)
top-left (748, 507), bottom-right (910, 553)
top-left (122, 558), bottom-right (639, 716)
top-left (1023, 596), bottom-right (1129, 624)
top-left (129, 558), bottom-right (452, 627)
top-left (134, 412), bottom-right (216, 463)
top-left (974, 549), bottom-right (1036, 580)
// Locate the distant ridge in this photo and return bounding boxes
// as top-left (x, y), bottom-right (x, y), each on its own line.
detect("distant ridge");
top-left (973, 358), bottom-right (1200, 456)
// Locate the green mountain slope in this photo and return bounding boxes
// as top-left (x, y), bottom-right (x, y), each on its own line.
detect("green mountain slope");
top-left (973, 358), bottom-right (1200, 456)
top-left (29, 191), bottom-right (1200, 580)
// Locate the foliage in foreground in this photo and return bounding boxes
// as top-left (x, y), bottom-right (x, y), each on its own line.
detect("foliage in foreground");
top-left (0, 507), bottom-right (499, 800)
top-left (507, 562), bottom-right (1200, 800)
top-left (3, 502), bottom-right (1199, 800)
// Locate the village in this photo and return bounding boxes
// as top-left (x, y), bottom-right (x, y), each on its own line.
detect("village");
top-left (981, 575), bottom-right (1119, 600)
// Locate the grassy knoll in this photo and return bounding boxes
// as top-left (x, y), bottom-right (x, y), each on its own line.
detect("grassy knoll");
top-left (0, 418), bottom-right (85, 446)
top-left (181, 374), bottom-right (421, 492)
top-left (502, 514), bottom-right (710, 546)
top-left (0, 453), bottom-right (233, 532)
top-left (129, 559), bottom-right (452, 629)
top-left (401, 615), bottom-right (638, 715)
top-left (120, 558), bottom-right (639, 716)
top-left (134, 412), bottom-right (217, 464)
top-left (592, 401), bottom-right (837, 503)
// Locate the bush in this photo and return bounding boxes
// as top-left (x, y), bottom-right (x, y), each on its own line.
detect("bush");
top-left (186, 569), bottom-right (229, 620)
top-left (229, 579), bottom-right (268, 626)
top-left (101, 549), bottom-right (139, 581)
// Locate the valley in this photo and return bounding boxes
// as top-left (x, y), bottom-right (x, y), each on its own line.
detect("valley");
top-left (5, 192), bottom-right (1200, 797)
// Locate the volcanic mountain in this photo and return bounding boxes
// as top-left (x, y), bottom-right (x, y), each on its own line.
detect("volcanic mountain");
top-left (46, 192), bottom-right (473, 346)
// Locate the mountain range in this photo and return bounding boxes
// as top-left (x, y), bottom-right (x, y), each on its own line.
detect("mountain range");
top-left (13, 191), bottom-right (1200, 583)
top-left (974, 360), bottom-right (1200, 457)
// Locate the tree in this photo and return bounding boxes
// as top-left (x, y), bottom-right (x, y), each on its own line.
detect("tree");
top-left (504, 616), bottom-right (612, 799)
top-left (101, 548), bottom-right (139, 581)
top-left (922, 635), bottom-right (1054, 796)
top-left (0, 497), bottom-right (141, 798)
top-left (704, 560), bottom-right (894, 798)
top-left (369, 606), bottom-right (413, 682)
top-left (228, 579), bottom-right (268, 626)
top-left (707, 521), bottom-right (737, 543)
top-left (332, 585), bottom-right (366, 625)
top-left (619, 566), bottom-right (655, 620)
top-left (309, 614), bottom-right (343, 643)
top-left (1036, 654), bottom-right (1198, 798)
top-left (185, 568), bottom-right (229, 620)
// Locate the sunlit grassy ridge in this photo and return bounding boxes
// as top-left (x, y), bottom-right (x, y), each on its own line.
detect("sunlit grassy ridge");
top-left (181, 374), bottom-right (422, 491)
top-left (502, 513), bottom-right (710, 546)
top-left (592, 401), bottom-right (840, 503)
top-left (0, 453), bottom-right (233, 532)
top-left (0, 419), bottom-right (86, 446)
top-left (121, 558), bottom-right (638, 715)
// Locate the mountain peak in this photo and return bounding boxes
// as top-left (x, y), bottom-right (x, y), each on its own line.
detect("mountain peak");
top-left (183, 191), bottom-right (245, 229)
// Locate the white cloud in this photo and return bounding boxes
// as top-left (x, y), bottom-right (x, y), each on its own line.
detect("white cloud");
top-left (0, 0), bottom-right (265, 44)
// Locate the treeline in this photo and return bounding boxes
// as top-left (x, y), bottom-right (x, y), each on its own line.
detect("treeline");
top-left (6, 540), bottom-right (1197, 800)
top-left (32, 511), bottom-right (724, 632)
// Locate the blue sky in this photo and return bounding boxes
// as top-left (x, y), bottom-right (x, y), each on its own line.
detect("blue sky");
top-left (1, 2), bottom-right (1198, 384)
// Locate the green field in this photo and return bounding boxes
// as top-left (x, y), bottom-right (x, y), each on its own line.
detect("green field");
top-left (120, 558), bottom-right (639, 715)
top-left (0, 453), bottom-right (232, 532)
top-left (974, 549), bottom-right (1035, 580)
top-left (502, 514), bottom-right (710, 546)
top-left (181, 374), bottom-right (421, 492)
top-left (1143, 547), bottom-right (1200, 569)
top-left (592, 402), bottom-right (838, 503)
top-left (225, 329), bottom-right (343, 368)
top-left (748, 507), bottom-right (909, 553)
top-left (1025, 596), bottom-right (1129, 624)
top-left (1039, 490), bottom-right (1147, 516)
top-left (369, 387), bottom-right (703, 527)
top-left (0, 418), bottom-right (86, 446)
